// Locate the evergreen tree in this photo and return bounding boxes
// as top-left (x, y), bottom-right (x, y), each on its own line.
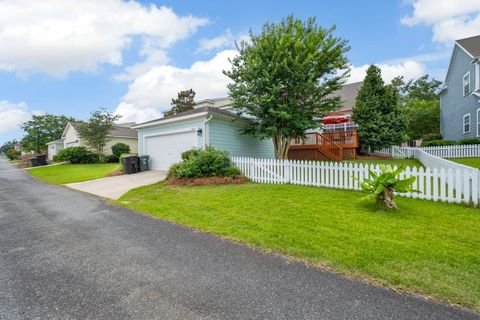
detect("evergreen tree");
top-left (164, 89), bottom-right (196, 117)
top-left (352, 65), bottom-right (407, 151)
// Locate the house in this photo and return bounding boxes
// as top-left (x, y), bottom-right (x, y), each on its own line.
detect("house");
top-left (133, 101), bottom-right (274, 170)
top-left (46, 139), bottom-right (64, 161)
top-left (61, 122), bottom-right (138, 155)
top-left (439, 35), bottom-right (480, 140)
top-left (134, 84), bottom-right (363, 170)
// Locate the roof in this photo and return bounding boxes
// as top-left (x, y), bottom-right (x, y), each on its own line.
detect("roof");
top-left (456, 35), bottom-right (480, 57)
top-left (46, 139), bottom-right (64, 145)
top-left (66, 121), bottom-right (137, 138)
top-left (133, 106), bottom-right (239, 129)
top-left (331, 82), bottom-right (363, 114)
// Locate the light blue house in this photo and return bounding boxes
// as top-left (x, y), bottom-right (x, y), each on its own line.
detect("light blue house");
top-left (133, 98), bottom-right (274, 170)
top-left (439, 35), bottom-right (480, 141)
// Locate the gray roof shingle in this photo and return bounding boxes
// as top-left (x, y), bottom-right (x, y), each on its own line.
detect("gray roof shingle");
top-left (69, 122), bottom-right (137, 138)
top-left (331, 81), bottom-right (363, 114)
top-left (457, 35), bottom-right (480, 57)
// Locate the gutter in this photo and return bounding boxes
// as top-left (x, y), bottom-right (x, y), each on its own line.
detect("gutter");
top-left (204, 114), bottom-right (213, 148)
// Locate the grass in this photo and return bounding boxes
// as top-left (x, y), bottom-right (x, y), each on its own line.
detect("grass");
top-left (345, 158), bottom-right (424, 168)
top-left (28, 163), bottom-right (120, 185)
top-left (117, 183), bottom-right (480, 311)
top-left (448, 158), bottom-right (480, 169)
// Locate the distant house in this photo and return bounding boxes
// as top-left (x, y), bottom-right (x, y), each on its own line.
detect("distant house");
top-left (61, 121), bottom-right (138, 155)
top-left (439, 35), bottom-right (480, 140)
top-left (46, 139), bottom-right (64, 161)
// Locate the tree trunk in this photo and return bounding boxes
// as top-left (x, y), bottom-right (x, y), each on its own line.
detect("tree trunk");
top-left (377, 187), bottom-right (397, 209)
top-left (273, 135), bottom-right (291, 159)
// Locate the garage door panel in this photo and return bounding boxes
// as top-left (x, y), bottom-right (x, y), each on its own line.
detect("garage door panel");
top-left (145, 131), bottom-right (197, 171)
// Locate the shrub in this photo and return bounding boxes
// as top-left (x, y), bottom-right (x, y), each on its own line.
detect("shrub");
top-left (55, 146), bottom-right (99, 164)
top-left (6, 148), bottom-right (20, 160)
top-left (111, 143), bottom-right (130, 160)
top-left (357, 164), bottom-right (419, 209)
top-left (421, 139), bottom-right (456, 147)
top-left (459, 138), bottom-right (480, 145)
top-left (167, 147), bottom-right (241, 179)
top-left (104, 154), bottom-right (119, 163)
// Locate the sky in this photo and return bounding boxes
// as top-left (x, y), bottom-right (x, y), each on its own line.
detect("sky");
top-left (1, 0), bottom-right (480, 144)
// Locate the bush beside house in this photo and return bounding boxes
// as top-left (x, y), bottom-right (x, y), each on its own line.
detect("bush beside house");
top-left (54, 146), bottom-right (98, 164)
top-left (167, 147), bottom-right (244, 185)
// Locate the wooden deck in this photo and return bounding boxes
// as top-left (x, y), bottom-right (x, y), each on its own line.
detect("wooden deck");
top-left (288, 131), bottom-right (359, 161)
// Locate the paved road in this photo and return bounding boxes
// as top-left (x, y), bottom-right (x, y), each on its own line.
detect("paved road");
top-left (0, 158), bottom-right (478, 320)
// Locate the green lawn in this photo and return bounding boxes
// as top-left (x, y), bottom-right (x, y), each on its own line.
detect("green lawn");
top-left (117, 183), bottom-right (480, 310)
top-left (28, 163), bottom-right (120, 185)
top-left (345, 158), bottom-right (424, 168)
top-left (448, 157), bottom-right (480, 169)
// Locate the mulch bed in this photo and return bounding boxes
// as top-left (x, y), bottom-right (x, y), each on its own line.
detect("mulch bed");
top-left (106, 169), bottom-right (125, 177)
top-left (165, 176), bottom-right (248, 186)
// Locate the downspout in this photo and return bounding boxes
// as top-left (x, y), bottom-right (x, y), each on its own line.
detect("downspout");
top-left (204, 114), bottom-right (213, 149)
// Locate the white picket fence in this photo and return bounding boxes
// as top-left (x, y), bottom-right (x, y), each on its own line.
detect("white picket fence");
top-left (375, 144), bottom-right (480, 159)
top-left (231, 157), bottom-right (480, 206)
top-left (414, 148), bottom-right (479, 175)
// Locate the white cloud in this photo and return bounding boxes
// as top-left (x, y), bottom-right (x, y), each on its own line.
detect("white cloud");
top-left (348, 60), bottom-right (426, 84)
top-left (0, 100), bottom-right (38, 134)
top-left (402, 0), bottom-right (480, 43)
top-left (195, 29), bottom-right (235, 54)
top-left (115, 49), bottom-right (236, 123)
top-left (0, 0), bottom-right (208, 76)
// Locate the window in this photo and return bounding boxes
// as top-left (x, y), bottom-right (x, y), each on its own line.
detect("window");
top-left (477, 109), bottom-right (480, 137)
top-left (464, 72), bottom-right (471, 96)
top-left (464, 113), bottom-right (471, 134)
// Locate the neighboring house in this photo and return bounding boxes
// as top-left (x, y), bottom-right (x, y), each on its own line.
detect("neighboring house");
top-left (439, 35), bottom-right (480, 141)
top-left (61, 122), bottom-right (138, 155)
top-left (133, 102), bottom-right (275, 170)
top-left (134, 85), bottom-right (363, 170)
top-left (46, 139), bottom-right (64, 161)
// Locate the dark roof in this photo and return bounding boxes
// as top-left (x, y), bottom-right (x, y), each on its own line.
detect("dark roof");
top-left (69, 121), bottom-right (137, 138)
top-left (331, 82), bottom-right (363, 114)
top-left (457, 35), bottom-right (480, 57)
top-left (134, 106), bottom-right (239, 127)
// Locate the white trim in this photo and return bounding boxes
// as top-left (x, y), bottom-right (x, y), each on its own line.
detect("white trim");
top-left (476, 62), bottom-right (480, 91)
top-left (142, 127), bottom-right (197, 139)
top-left (456, 41), bottom-right (474, 59)
top-left (133, 112), bottom-right (208, 129)
top-left (477, 108), bottom-right (480, 137)
top-left (463, 113), bottom-right (471, 134)
top-left (463, 71), bottom-right (471, 96)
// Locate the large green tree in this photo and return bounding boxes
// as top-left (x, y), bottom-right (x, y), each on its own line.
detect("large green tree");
top-left (20, 114), bottom-right (76, 152)
top-left (392, 75), bottom-right (441, 140)
top-left (224, 15), bottom-right (350, 159)
top-left (352, 65), bottom-right (407, 151)
top-left (1, 139), bottom-right (18, 154)
top-left (77, 109), bottom-right (120, 161)
top-left (164, 89), bottom-right (196, 117)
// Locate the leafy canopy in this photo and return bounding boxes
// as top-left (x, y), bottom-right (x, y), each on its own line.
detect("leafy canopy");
top-left (77, 109), bottom-right (120, 160)
top-left (392, 75), bottom-right (441, 140)
top-left (352, 65), bottom-right (407, 151)
top-left (20, 114), bottom-right (76, 152)
top-left (164, 89), bottom-right (196, 117)
top-left (224, 15), bottom-right (350, 159)
top-left (1, 140), bottom-right (18, 154)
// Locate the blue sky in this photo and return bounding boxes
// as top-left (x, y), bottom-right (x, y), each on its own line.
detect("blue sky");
top-left (1, 0), bottom-right (479, 144)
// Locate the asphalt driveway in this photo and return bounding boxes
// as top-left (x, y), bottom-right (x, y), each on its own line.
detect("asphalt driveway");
top-left (0, 157), bottom-right (478, 320)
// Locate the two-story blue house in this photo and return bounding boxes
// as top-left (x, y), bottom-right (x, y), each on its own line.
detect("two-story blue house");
top-left (439, 35), bottom-right (480, 140)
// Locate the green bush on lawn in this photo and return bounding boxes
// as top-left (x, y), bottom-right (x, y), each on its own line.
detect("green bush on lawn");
top-left (54, 146), bottom-right (99, 164)
top-left (422, 138), bottom-right (480, 147)
top-left (107, 143), bottom-right (131, 163)
top-left (167, 146), bottom-right (241, 179)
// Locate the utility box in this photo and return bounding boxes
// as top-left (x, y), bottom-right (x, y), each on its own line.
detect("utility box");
top-left (123, 155), bottom-right (139, 174)
top-left (138, 155), bottom-right (150, 172)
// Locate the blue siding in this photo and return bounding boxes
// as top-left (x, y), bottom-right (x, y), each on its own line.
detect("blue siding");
top-left (440, 46), bottom-right (480, 140)
top-left (136, 117), bottom-right (206, 155)
top-left (208, 117), bottom-right (274, 158)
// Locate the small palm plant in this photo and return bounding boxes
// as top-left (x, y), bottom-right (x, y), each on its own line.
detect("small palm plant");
top-left (358, 164), bottom-right (419, 209)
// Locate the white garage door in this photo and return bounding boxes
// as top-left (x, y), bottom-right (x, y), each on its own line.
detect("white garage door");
top-left (144, 130), bottom-right (197, 171)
